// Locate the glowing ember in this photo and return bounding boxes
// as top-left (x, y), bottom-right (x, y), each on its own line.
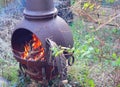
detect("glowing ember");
top-left (21, 34), bottom-right (45, 61)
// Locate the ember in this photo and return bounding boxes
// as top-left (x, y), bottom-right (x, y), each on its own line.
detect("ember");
top-left (21, 34), bottom-right (45, 61)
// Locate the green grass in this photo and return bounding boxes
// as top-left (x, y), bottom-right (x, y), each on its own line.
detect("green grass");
top-left (68, 19), bottom-right (120, 87)
top-left (0, 58), bottom-right (19, 86)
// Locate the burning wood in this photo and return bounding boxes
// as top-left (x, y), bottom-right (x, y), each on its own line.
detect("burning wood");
top-left (15, 34), bottom-right (45, 61)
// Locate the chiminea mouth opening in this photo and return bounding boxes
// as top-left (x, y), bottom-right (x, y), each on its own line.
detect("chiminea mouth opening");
top-left (11, 29), bottom-right (45, 62)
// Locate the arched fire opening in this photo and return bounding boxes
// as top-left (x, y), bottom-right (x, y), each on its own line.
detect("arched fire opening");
top-left (12, 29), bottom-right (45, 61)
top-left (11, 29), bottom-right (59, 81)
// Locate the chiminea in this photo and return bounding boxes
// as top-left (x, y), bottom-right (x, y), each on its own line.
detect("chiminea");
top-left (11, 0), bottom-right (73, 84)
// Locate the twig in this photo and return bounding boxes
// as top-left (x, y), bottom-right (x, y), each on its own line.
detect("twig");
top-left (92, 14), bottom-right (120, 32)
top-left (71, 1), bottom-right (120, 28)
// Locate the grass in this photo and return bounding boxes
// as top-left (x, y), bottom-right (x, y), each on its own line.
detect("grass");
top-left (2, 66), bottom-right (18, 84)
top-left (67, 18), bottom-right (120, 87)
top-left (0, 57), bottom-right (19, 86)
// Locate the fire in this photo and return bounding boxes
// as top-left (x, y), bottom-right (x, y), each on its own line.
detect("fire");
top-left (32, 34), bottom-right (42, 49)
top-left (21, 34), bottom-right (45, 61)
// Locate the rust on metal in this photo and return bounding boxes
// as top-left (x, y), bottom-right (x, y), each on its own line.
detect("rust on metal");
top-left (11, 0), bottom-right (73, 82)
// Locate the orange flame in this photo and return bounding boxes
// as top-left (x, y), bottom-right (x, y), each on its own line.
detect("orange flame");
top-left (22, 44), bottom-right (30, 59)
top-left (21, 34), bottom-right (45, 61)
top-left (32, 34), bottom-right (42, 49)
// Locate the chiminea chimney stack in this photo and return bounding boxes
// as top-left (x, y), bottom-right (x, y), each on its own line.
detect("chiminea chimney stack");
top-left (24, 0), bottom-right (57, 19)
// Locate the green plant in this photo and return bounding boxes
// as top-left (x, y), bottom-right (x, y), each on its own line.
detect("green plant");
top-left (68, 17), bottom-right (120, 86)
top-left (83, 2), bottom-right (95, 11)
top-left (105, 0), bottom-right (115, 3)
top-left (68, 60), bottom-right (95, 87)
top-left (112, 57), bottom-right (120, 67)
top-left (2, 65), bottom-right (18, 86)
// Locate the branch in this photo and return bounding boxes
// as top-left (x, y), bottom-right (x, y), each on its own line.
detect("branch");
top-left (92, 14), bottom-right (120, 32)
